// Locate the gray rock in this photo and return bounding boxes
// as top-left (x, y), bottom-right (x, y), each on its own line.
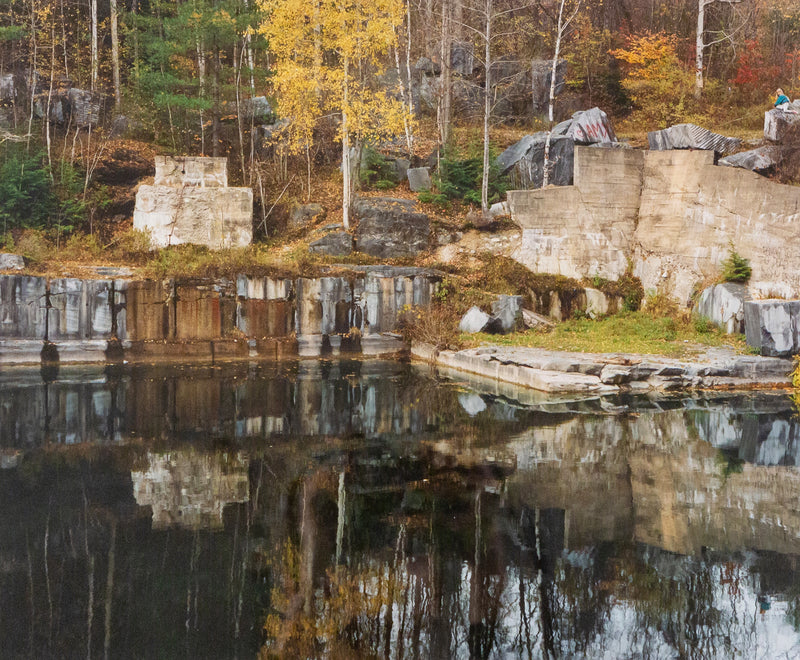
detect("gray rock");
top-left (745, 300), bottom-right (800, 357)
top-left (694, 282), bottom-right (749, 334)
top-left (290, 203), bottom-right (325, 229)
top-left (354, 197), bottom-right (430, 258)
top-left (458, 392), bottom-right (487, 416)
top-left (0, 73), bottom-right (13, 102)
top-left (496, 132), bottom-right (574, 189)
top-left (0, 254), bottom-right (24, 271)
top-left (530, 59), bottom-right (567, 112)
top-left (553, 107), bottom-right (617, 145)
top-left (489, 201), bottom-right (509, 218)
top-left (600, 364), bottom-right (633, 384)
top-left (414, 57), bottom-right (440, 76)
top-left (451, 41), bottom-right (474, 76)
top-left (308, 231), bottom-right (353, 256)
top-left (521, 309), bottom-right (555, 329)
top-left (648, 123), bottom-right (741, 154)
top-left (719, 146), bottom-right (781, 172)
top-left (459, 306), bottom-right (492, 333)
top-left (241, 96), bottom-right (272, 120)
top-left (67, 88), bottom-right (101, 128)
top-left (407, 166), bottom-right (431, 192)
top-left (764, 108), bottom-right (800, 142)
top-left (491, 295), bottom-right (523, 333)
top-left (394, 158), bottom-right (411, 182)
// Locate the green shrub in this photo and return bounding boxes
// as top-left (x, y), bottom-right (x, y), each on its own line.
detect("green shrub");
top-left (720, 246), bottom-right (752, 283)
top-left (419, 147), bottom-right (507, 207)
top-left (359, 147), bottom-right (398, 190)
top-left (0, 148), bottom-right (55, 232)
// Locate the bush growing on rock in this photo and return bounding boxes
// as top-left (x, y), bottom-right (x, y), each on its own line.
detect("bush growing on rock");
top-left (720, 246), bottom-right (752, 283)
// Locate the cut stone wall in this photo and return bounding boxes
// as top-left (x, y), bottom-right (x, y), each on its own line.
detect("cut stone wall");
top-left (508, 148), bottom-right (644, 281)
top-left (634, 150), bottom-right (800, 303)
top-left (508, 147), bottom-right (800, 304)
top-left (0, 268), bottom-right (440, 365)
top-left (134, 156), bottom-right (253, 249)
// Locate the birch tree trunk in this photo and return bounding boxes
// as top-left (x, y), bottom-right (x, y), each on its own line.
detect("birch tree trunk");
top-left (695, 0), bottom-right (706, 98)
top-left (481, 0), bottom-right (491, 215)
top-left (342, 56), bottom-right (351, 229)
top-left (90, 0), bottom-right (98, 91)
top-left (110, 0), bottom-right (121, 109)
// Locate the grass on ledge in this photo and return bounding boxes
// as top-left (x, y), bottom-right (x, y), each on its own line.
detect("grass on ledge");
top-left (465, 311), bottom-right (751, 358)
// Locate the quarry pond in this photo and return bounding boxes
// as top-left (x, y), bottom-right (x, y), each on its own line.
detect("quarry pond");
top-left (3, 359), bottom-right (800, 658)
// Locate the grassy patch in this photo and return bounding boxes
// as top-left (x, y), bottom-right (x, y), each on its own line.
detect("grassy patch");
top-left (466, 311), bottom-right (748, 357)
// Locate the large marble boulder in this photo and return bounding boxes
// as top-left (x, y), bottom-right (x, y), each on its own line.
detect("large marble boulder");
top-left (491, 295), bottom-right (523, 333)
top-left (0, 254), bottom-right (24, 271)
top-left (354, 197), bottom-right (430, 258)
top-left (694, 283), bottom-right (749, 334)
top-left (719, 146), bottom-right (781, 172)
top-left (744, 300), bottom-right (800, 357)
top-left (496, 132), bottom-right (574, 189)
top-left (765, 106), bottom-right (800, 142)
top-left (648, 123), bottom-right (741, 154)
top-left (552, 107), bottom-right (617, 145)
top-left (459, 306), bottom-right (492, 333)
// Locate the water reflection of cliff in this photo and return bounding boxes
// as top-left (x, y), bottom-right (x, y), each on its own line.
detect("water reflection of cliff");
top-left (3, 363), bottom-right (800, 657)
top-left (131, 451), bottom-right (249, 529)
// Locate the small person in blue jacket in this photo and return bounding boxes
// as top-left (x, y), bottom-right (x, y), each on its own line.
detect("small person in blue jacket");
top-left (774, 88), bottom-right (791, 110)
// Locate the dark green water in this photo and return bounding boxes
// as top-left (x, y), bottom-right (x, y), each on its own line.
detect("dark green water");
top-left (1, 359), bottom-right (800, 659)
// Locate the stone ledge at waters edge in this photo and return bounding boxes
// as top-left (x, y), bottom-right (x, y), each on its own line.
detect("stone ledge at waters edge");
top-left (411, 343), bottom-right (793, 394)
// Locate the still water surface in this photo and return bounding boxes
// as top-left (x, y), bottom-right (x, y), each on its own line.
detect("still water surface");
top-left (1, 359), bottom-right (800, 659)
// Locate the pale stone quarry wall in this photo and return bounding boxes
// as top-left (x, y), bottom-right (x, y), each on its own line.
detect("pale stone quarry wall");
top-left (635, 150), bottom-right (800, 303)
top-left (0, 268), bottom-right (439, 364)
top-left (134, 156), bottom-right (253, 249)
top-left (509, 147), bottom-right (800, 304)
top-left (508, 147), bottom-right (644, 281)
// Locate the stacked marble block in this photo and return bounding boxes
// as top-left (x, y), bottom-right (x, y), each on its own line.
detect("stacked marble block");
top-left (133, 156), bottom-right (253, 248)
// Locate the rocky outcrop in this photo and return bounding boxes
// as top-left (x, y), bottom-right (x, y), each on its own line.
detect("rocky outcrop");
top-left (353, 197), bottom-right (430, 258)
top-left (693, 283), bottom-right (748, 334)
top-left (133, 156), bottom-right (253, 249)
top-left (0, 268), bottom-right (440, 364)
top-left (744, 300), bottom-right (800, 357)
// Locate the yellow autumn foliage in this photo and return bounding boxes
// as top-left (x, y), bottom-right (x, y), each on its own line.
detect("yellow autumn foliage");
top-left (259, 0), bottom-right (410, 155)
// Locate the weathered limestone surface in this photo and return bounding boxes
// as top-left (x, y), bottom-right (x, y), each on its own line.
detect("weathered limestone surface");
top-left (634, 150), bottom-right (800, 303)
top-left (694, 283), bottom-right (748, 334)
top-left (508, 147), bottom-right (645, 280)
top-left (509, 147), bottom-right (800, 304)
top-left (413, 343), bottom-right (792, 393)
top-left (0, 269), bottom-right (439, 364)
top-left (744, 300), bottom-right (800, 357)
top-left (134, 156), bottom-right (253, 249)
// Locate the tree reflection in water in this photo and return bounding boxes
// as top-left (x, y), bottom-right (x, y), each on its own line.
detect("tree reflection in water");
top-left (2, 362), bottom-right (800, 657)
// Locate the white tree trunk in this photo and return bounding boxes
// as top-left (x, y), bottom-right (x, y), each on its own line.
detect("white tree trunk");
top-left (342, 56), bottom-right (351, 230)
top-left (91, 0), bottom-right (98, 91)
top-left (110, 0), bottom-right (121, 109)
top-left (695, 0), bottom-right (706, 98)
top-left (481, 0), bottom-right (491, 214)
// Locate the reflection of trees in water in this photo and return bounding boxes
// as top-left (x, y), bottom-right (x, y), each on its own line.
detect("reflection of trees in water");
top-left (258, 457), bottom-right (800, 659)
